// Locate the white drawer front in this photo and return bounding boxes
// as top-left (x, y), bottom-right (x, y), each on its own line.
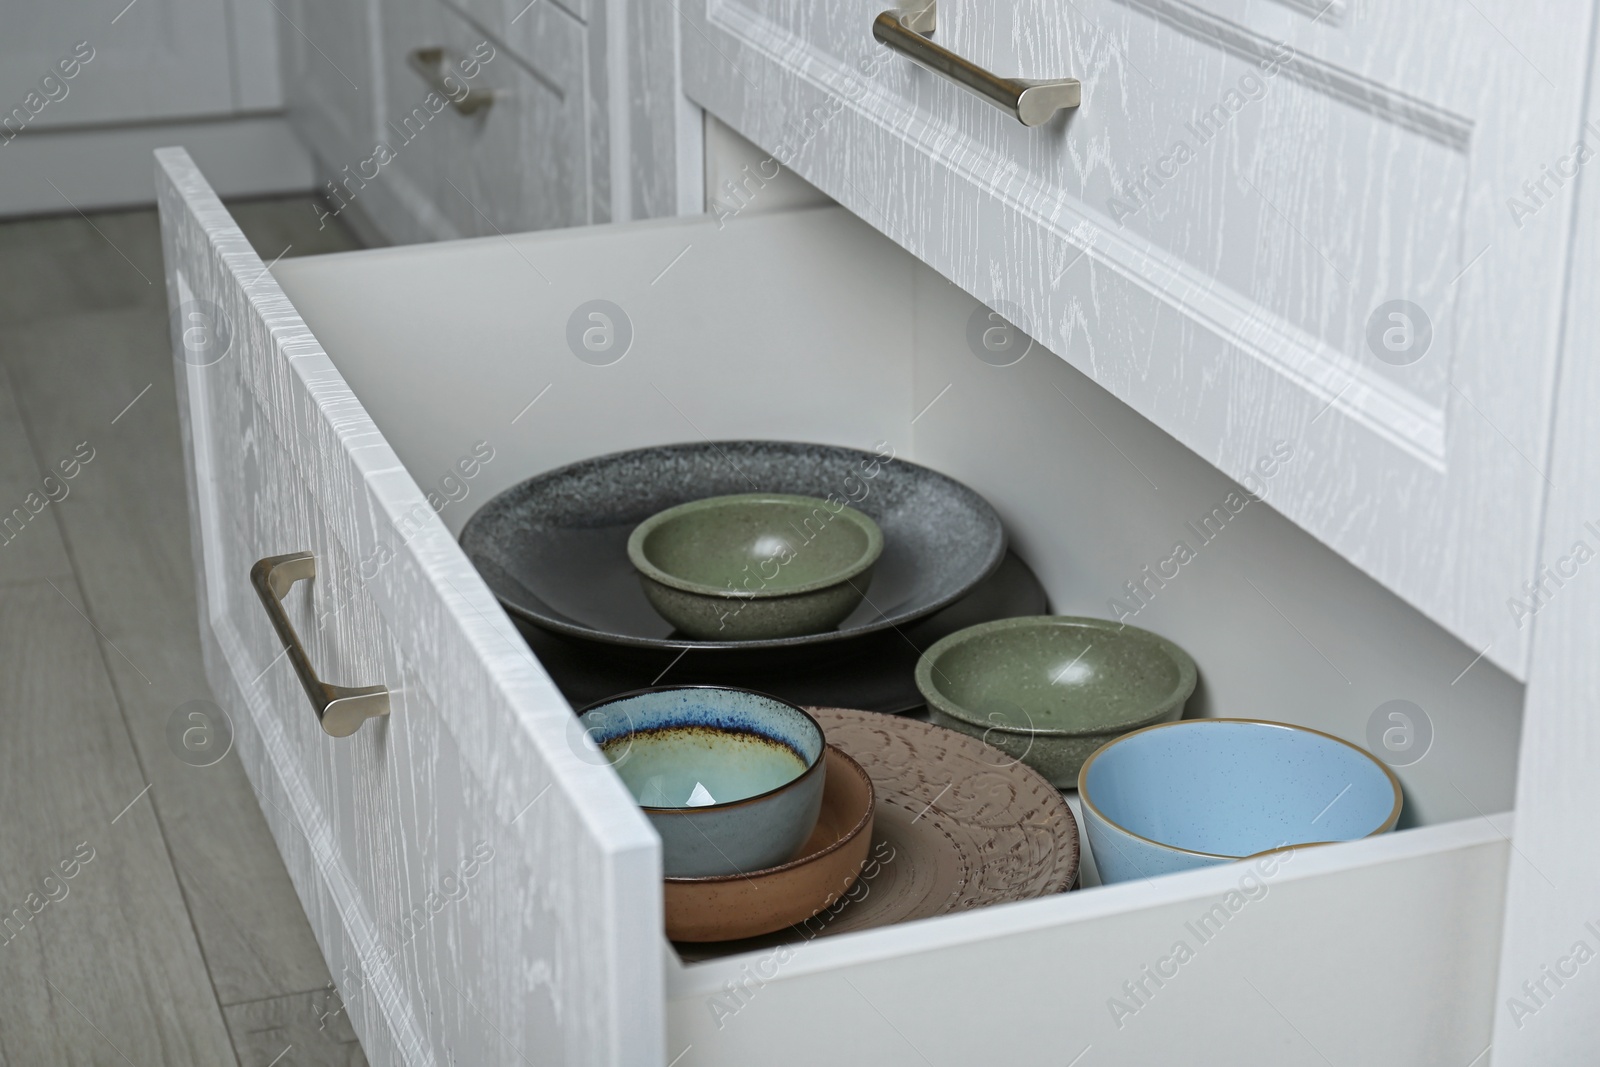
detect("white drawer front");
top-left (670, 821), bottom-right (1508, 1066)
top-left (157, 147), bottom-right (662, 1067)
top-left (372, 0), bottom-right (589, 241)
top-left (682, 0), bottom-right (1593, 679)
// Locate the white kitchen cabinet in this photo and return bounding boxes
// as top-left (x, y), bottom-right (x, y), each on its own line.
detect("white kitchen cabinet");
top-left (371, 0), bottom-right (588, 242)
top-left (159, 140), bottom-right (1559, 1064)
top-left (279, 0), bottom-right (696, 242)
top-left (0, 0), bottom-right (309, 215)
top-left (0, 1), bottom-right (232, 130)
top-left (278, 0), bottom-right (381, 199)
top-left (680, 0), bottom-right (1596, 681)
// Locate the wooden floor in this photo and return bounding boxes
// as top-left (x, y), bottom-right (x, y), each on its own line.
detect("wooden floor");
top-left (0, 198), bottom-right (368, 1066)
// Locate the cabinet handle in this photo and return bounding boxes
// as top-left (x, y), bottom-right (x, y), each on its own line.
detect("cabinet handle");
top-left (873, 4), bottom-right (1080, 127)
top-left (250, 552), bottom-right (391, 738)
top-left (407, 47), bottom-right (494, 116)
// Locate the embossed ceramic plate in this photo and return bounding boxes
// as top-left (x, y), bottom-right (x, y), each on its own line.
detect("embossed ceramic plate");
top-left (675, 707), bottom-right (1077, 954)
top-left (459, 441), bottom-right (1006, 652)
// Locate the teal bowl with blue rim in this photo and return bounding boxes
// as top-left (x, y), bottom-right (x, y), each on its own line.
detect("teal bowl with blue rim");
top-left (1077, 718), bottom-right (1403, 884)
top-left (626, 492), bottom-right (884, 640)
top-left (578, 686), bottom-right (827, 878)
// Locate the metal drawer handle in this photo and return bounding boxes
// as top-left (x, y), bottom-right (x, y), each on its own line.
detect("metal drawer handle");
top-left (407, 47), bottom-right (494, 116)
top-left (873, 3), bottom-right (1081, 127)
top-left (250, 552), bottom-right (391, 738)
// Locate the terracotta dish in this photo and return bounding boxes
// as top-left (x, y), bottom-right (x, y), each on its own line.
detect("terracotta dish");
top-left (665, 745), bottom-right (876, 942)
top-left (675, 707), bottom-right (1078, 956)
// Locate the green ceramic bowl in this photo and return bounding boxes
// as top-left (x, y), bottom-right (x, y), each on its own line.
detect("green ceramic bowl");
top-left (915, 616), bottom-right (1198, 788)
top-left (627, 493), bottom-right (884, 640)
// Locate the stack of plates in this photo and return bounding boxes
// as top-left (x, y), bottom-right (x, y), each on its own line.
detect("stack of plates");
top-left (676, 706), bottom-right (1079, 957)
top-left (461, 441), bottom-right (1048, 711)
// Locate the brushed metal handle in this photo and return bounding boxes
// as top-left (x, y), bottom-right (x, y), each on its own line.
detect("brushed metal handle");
top-left (873, 4), bottom-right (1081, 127)
top-left (251, 552), bottom-right (390, 738)
top-left (407, 47), bottom-right (494, 116)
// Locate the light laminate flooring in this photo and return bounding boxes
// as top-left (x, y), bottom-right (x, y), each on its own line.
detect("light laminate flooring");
top-left (0, 195), bottom-right (367, 1066)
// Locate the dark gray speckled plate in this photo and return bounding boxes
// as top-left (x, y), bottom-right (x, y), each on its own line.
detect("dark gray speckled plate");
top-left (460, 441), bottom-right (1007, 652)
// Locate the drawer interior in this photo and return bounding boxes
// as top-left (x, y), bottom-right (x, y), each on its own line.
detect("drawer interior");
top-left (270, 203), bottom-right (1519, 984)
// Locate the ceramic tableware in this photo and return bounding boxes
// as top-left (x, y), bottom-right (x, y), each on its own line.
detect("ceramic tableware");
top-left (915, 615), bottom-right (1198, 786)
top-left (675, 706), bottom-right (1079, 959)
top-left (666, 745), bottom-right (876, 942)
top-left (459, 440), bottom-right (1006, 651)
top-left (512, 551), bottom-right (1049, 713)
top-left (579, 686), bottom-right (827, 878)
top-left (627, 492), bottom-right (883, 640)
top-left (1077, 718), bottom-right (1403, 885)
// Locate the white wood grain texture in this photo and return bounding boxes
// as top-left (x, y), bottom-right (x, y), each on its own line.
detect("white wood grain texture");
top-left (379, 0), bottom-right (591, 238)
top-left (278, 0), bottom-right (688, 243)
top-left (157, 147), bottom-right (662, 1067)
top-left (626, 0), bottom-right (703, 219)
top-left (278, 0), bottom-right (380, 173)
top-left (669, 818), bottom-right (1510, 1066)
top-left (440, 0), bottom-right (691, 227)
top-left (590, 0), bottom-right (615, 223)
top-left (681, 0), bottom-right (1598, 680)
top-left (1490, 12), bottom-right (1600, 1056)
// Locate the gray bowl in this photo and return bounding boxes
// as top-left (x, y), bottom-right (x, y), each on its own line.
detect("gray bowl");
top-left (627, 493), bottom-right (884, 640)
top-left (915, 616), bottom-right (1198, 787)
top-left (578, 686), bottom-right (827, 878)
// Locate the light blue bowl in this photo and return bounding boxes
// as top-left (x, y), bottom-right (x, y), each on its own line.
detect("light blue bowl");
top-left (579, 686), bottom-right (827, 878)
top-left (1078, 719), bottom-right (1402, 885)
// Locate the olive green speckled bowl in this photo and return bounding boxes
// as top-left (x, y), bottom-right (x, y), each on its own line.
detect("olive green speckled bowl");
top-left (915, 615), bottom-right (1198, 788)
top-left (627, 493), bottom-right (884, 640)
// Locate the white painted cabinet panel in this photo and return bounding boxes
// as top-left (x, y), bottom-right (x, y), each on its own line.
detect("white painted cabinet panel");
top-left (276, 0), bottom-right (693, 240)
top-left (157, 147), bottom-right (662, 1067)
top-left (680, 0), bottom-right (1596, 679)
top-left (279, 0), bottom-right (380, 182)
top-left (160, 146), bottom-right (1545, 1064)
top-left (373, 0), bottom-right (589, 241)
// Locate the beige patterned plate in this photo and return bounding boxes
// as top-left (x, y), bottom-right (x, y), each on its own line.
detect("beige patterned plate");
top-left (675, 707), bottom-right (1077, 954)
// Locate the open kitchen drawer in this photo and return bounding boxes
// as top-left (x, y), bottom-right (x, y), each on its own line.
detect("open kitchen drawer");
top-left (158, 146), bottom-right (1521, 1066)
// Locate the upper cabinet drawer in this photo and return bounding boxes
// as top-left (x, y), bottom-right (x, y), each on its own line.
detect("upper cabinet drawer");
top-left (682, 0), bottom-right (1595, 678)
top-left (373, 0), bottom-right (589, 240)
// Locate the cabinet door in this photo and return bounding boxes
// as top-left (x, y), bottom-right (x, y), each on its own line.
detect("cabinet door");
top-left (682, 0), bottom-right (1595, 678)
top-left (0, 0), bottom-right (232, 126)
